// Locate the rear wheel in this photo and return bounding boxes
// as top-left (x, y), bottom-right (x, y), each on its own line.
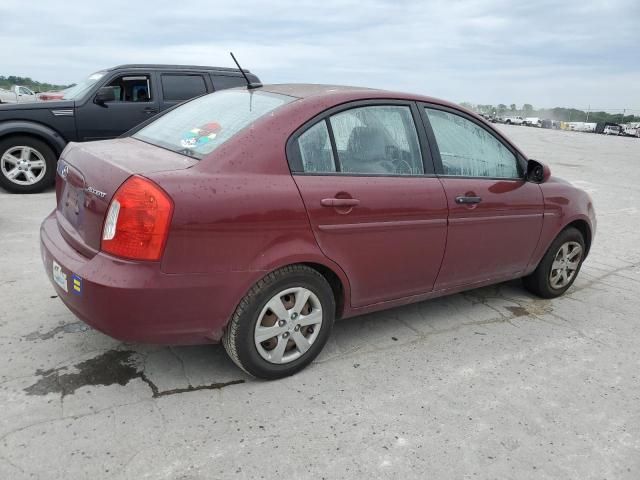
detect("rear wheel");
top-left (223, 265), bottom-right (335, 379)
top-left (523, 227), bottom-right (585, 298)
top-left (0, 136), bottom-right (57, 193)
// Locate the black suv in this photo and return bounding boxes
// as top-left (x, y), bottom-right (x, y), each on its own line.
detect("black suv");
top-left (0, 64), bottom-right (260, 193)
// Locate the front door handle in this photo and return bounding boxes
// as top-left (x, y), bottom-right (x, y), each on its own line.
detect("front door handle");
top-left (320, 198), bottom-right (360, 208)
top-left (143, 108), bottom-right (158, 115)
top-left (455, 196), bottom-right (482, 204)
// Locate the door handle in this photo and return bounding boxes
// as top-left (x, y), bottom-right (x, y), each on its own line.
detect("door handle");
top-left (320, 198), bottom-right (360, 207)
top-left (143, 108), bottom-right (158, 115)
top-left (455, 196), bottom-right (482, 204)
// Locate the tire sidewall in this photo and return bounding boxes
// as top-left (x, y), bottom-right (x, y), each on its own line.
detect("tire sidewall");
top-left (234, 270), bottom-right (335, 379)
top-left (0, 136), bottom-right (57, 193)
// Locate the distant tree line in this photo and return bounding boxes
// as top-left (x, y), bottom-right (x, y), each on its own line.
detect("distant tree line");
top-left (0, 75), bottom-right (73, 93)
top-left (459, 102), bottom-right (639, 124)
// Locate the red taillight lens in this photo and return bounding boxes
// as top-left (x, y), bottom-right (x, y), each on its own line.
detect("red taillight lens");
top-left (101, 176), bottom-right (173, 261)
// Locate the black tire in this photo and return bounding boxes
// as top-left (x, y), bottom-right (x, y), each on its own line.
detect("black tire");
top-left (523, 227), bottom-right (586, 299)
top-left (223, 265), bottom-right (335, 379)
top-left (0, 136), bottom-right (57, 193)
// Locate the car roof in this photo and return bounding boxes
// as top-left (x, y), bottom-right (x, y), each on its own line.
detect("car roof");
top-left (261, 83), bottom-right (461, 109)
top-left (108, 64), bottom-right (251, 74)
top-left (257, 84), bottom-right (529, 161)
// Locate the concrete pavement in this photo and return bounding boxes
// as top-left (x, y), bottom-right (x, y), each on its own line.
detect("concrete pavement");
top-left (1, 125), bottom-right (639, 479)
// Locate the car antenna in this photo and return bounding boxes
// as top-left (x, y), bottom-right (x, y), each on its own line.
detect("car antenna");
top-left (230, 52), bottom-right (262, 89)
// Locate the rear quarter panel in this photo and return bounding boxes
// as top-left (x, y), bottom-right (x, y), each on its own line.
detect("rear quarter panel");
top-left (149, 103), bottom-right (353, 317)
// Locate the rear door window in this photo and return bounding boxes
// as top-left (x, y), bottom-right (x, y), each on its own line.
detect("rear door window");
top-left (297, 121), bottom-right (336, 173)
top-left (328, 105), bottom-right (424, 175)
top-left (161, 74), bottom-right (207, 101)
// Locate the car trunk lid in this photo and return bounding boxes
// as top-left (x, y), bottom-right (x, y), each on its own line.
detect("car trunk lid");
top-left (56, 138), bottom-right (196, 258)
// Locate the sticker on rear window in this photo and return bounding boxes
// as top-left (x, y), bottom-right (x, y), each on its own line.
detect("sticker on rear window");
top-left (180, 122), bottom-right (222, 149)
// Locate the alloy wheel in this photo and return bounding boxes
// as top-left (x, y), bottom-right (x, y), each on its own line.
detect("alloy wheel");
top-left (254, 287), bottom-right (323, 364)
top-left (1, 146), bottom-right (47, 186)
top-left (549, 241), bottom-right (583, 289)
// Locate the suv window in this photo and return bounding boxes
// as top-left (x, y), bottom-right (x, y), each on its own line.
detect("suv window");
top-left (326, 105), bottom-right (424, 175)
top-left (425, 108), bottom-right (520, 178)
top-left (211, 75), bottom-right (245, 91)
top-left (161, 74), bottom-right (207, 101)
top-left (106, 74), bottom-right (152, 102)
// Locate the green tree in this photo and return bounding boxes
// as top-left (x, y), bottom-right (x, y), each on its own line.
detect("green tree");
top-left (497, 104), bottom-right (507, 115)
top-left (510, 104), bottom-right (517, 112)
top-left (523, 104), bottom-right (534, 116)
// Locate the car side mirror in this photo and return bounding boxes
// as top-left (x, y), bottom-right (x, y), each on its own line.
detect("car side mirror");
top-left (526, 159), bottom-right (551, 183)
top-left (94, 86), bottom-right (117, 105)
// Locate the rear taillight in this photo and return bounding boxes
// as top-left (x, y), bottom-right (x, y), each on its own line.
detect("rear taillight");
top-left (101, 176), bottom-right (173, 261)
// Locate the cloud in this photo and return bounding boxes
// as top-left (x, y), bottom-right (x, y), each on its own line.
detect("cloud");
top-left (0, 0), bottom-right (638, 110)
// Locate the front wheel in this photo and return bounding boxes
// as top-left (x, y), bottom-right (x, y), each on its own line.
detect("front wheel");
top-left (523, 227), bottom-right (585, 298)
top-left (0, 136), bottom-right (57, 193)
top-left (223, 265), bottom-right (335, 379)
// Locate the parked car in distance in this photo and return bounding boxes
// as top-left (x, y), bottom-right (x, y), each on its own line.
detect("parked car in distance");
top-left (603, 125), bottom-right (622, 135)
top-left (622, 123), bottom-right (640, 138)
top-left (38, 90), bottom-right (67, 101)
top-left (0, 85), bottom-right (38, 104)
top-left (502, 115), bottom-right (524, 125)
top-left (0, 64), bottom-right (261, 193)
top-left (40, 84), bottom-right (596, 379)
top-left (523, 117), bottom-right (542, 127)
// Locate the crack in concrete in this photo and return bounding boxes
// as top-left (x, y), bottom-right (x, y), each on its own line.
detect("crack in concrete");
top-left (0, 399), bottom-right (152, 447)
top-left (169, 346), bottom-right (193, 388)
top-left (138, 372), bottom-right (244, 398)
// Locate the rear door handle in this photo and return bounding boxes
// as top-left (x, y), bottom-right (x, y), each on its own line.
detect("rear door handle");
top-left (455, 196), bottom-right (482, 204)
top-left (320, 198), bottom-right (360, 207)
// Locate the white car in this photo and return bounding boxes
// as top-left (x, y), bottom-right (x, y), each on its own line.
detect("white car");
top-left (603, 125), bottom-right (622, 135)
top-left (523, 117), bottom-right (541, 127)
top-left (622, 124), bottom-right (640, 138)
top-left (503, 116), bottom-right (524, 125)
top-left (0, 85), bottom-right (38, 103)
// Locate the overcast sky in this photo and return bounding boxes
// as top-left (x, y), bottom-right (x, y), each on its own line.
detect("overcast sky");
top-left (1, 0), bottom-right (638, 111)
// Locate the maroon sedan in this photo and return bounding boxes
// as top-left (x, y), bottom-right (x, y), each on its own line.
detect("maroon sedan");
top-left (40, 84), bottom-right (596, 379)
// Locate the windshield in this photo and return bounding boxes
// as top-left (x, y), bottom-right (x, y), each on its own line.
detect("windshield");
top-left (61, 71), bottom-right (106, 100)
top-left (133, 89), bottom-right (295, 159)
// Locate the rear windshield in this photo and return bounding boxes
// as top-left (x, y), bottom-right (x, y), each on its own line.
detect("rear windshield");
top-left (133, 89), bottom-right (295, 159)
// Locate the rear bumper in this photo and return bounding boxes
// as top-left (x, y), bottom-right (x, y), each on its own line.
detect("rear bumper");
top-left (40, 211), bottom-right (253, 345)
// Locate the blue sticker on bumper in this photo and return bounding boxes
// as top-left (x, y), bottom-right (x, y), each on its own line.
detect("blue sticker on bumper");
top-left (71, 273), bottom-right (82, 295)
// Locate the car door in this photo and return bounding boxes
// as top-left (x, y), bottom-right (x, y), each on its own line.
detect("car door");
top-left (420, 105), bottom-right (544, 290)
top-left (289, 101), bottom-right (448, 307)
top-left (18, 87), bottom-right (37, 102)
top-left (75, 72), bottom-right (159, 140)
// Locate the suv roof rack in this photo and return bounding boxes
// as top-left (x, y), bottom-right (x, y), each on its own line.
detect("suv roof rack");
top-left (108, 64), bottom-right (250, 73)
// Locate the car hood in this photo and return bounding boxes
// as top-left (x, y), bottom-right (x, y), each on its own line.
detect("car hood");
top-left (0, 99), bottom-right (75, 111)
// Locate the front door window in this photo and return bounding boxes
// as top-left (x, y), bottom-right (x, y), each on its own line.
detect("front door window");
top-left (425, 108), bottom-right (520, 178)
